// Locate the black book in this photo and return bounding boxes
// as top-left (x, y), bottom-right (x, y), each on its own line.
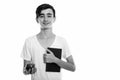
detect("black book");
top-left (46, 47), bottom-right (62, 72)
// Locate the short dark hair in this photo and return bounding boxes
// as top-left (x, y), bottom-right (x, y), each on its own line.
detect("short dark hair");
top-left (36, 3), bottom-right (56, 22)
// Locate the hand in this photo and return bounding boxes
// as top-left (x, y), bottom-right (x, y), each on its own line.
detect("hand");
top-left (43, 49), bottom-right (58, 63)
top-left (31, 67), bottom-right (37, 74)
top-left (23, 67), bottom-right (30, 75)
top-left (24, 63), bottom-right (37, 75)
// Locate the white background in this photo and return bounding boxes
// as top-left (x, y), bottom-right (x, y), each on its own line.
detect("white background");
top-left (0, 0), bottom-right (120, 80)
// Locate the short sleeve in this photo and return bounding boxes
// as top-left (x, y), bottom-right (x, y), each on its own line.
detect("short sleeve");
top-left (62, 38), bottom-right (71, 59)
top-left (21, 39), bottom-right (31, 61)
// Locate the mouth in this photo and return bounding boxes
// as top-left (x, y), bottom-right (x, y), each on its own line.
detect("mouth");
top-left (43, 22), bottom-right (50, 25)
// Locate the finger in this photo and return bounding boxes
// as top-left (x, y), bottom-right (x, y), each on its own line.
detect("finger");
top-left (31, 67), bottom-right (37, 74)
top-left (46, 49), bottom-right (53, 54)
top-left (43, 53), bottom-right (47, 57)
top-left (43, 54), bottom-right (47, 63)
top-left (23, 68), bottom-right (29, 75)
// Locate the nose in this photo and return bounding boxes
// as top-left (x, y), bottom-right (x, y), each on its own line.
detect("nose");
top-left (44, 16), bottom-right (48, 22)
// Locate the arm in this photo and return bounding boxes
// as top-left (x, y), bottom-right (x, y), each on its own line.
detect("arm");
top-left (44, 50), bottom-right (76, 72)
top-left (55, 55), bottom-right (76, 72)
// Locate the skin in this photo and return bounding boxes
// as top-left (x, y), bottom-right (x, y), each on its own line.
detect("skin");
top-left (23, 8), bottom-right (76, 74)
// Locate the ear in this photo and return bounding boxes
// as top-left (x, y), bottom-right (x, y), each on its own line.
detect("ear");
top-left (36, 17), bottom-right (41, 23)
top-left (36, 18), bottom-right (39, 23)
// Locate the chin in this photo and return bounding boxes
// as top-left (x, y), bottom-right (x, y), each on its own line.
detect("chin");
top-left (42, 25), bottom-right (52, 28)
top-left (41, 26), bottom-right (52, 30)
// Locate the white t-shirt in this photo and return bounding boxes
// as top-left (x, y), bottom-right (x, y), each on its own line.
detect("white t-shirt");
top-left (21, 35), bottom-right (71, 80)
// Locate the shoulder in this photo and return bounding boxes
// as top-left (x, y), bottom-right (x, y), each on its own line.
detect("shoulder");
top-left (24, 35), bottom-right (36, 43)
top-left (56, 36), bottom-right (68, 45)
top-left (56, 36), bottom-right (66, 42)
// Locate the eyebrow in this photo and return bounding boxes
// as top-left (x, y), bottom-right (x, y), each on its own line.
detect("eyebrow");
top-left (47, 13), bottom-right (52, 15)
top-left (40, 13), bottom-right (52, 15)
top-left (40, 13), bottom-right (44, 15)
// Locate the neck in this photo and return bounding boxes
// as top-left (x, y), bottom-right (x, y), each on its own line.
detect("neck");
top-left (38, 27), bottom-right (54, 39)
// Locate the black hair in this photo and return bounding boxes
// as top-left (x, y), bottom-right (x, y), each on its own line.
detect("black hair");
top-left (36, 3), bottom-right (56, 22)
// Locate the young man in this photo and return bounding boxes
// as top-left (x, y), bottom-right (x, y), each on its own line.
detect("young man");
top-left (21, 3), bottom-right (76, 80)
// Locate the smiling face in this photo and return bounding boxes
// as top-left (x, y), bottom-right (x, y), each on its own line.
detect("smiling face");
top-left (37, 8), bottom-right (55, 29)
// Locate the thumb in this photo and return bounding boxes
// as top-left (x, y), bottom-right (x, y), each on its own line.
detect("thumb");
top-left (46, 49), bottom-right (53, 54)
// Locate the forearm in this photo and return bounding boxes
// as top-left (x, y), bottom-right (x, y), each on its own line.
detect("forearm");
top-left (55, 58), bottom-right (75, 72)
top-left (44, 50), bottom-right (76, 72)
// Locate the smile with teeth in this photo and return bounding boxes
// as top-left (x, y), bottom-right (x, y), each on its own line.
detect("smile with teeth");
top-left (43, 22), bottom-right (49, 25)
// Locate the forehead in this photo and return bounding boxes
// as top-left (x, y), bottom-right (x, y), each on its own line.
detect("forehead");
top-left (41, 8), bottom-right (53, 14)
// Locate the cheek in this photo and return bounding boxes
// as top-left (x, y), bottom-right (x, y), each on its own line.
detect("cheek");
top-left (51, 19), bottom-right (55, 23)
top-left (38, 19), bottom-right (43, 23)
top-left (49, 18), bottom-right (55, 22)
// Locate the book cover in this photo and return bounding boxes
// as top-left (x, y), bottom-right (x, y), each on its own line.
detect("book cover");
top-left (46, 47), bottom-right (62, 72)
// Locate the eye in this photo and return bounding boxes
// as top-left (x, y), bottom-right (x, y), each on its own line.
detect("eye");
top-left (40, 15), bottom-right (44, 18)
top-left (48, 15), bottom-right (52, 18)
top-left (47, 13), bottom-right (52, 18)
